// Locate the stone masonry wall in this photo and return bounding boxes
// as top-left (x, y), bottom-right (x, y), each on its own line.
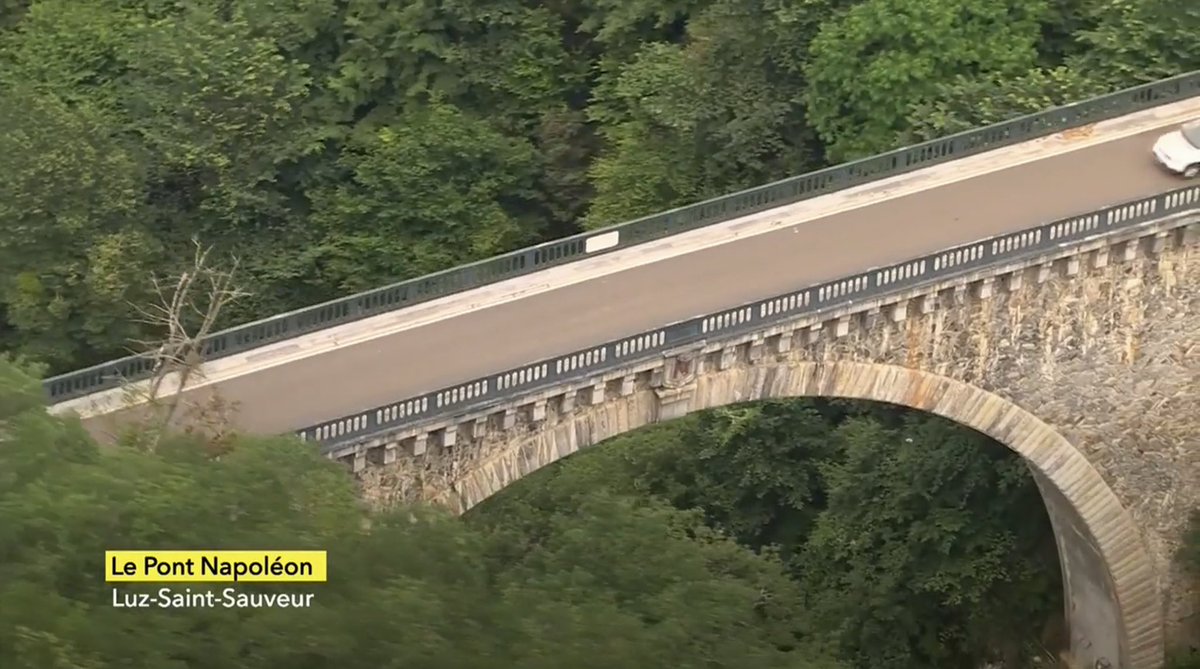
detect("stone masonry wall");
top-left (801, 229), bottom-right (1198, 639)
top-left (355, 221), bottom-right (1197, 659)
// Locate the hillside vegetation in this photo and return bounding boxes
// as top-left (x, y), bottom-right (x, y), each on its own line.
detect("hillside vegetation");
top-left (1, 2), bottom-right (1198, 668)
top-left (1, 0), bottom-right (1197, 374)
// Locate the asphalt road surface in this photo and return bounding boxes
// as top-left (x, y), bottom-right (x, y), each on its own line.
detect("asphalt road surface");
top-left (80, 127), bottom-right (1182, 439)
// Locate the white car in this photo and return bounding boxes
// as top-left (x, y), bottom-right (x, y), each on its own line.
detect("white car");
top-left (1152, 120), bottom-right (1200, 178)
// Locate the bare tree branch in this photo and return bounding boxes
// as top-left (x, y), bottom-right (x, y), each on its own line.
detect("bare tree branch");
top-left (121, 237), bottom-right (250, 451)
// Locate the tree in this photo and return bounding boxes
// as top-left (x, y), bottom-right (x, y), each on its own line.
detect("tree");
top-left (1166, 510), bottom-right (1200, 668)
top-left (803, 0), bottom-right (1050, 161)
top-left (0, 84), bottom-right (158, 370)
top-left (615, 402), bottom-right (843, 556)
top-left (486, 399), bottom-right (1066, 668)
top-left (300, 102), bottom-right (543, 295)
top-left (793, 412), bottom-right (1062, 669)
top-left (118, 4), bottom-right (317, 233)
top-left (584, 0), bottom-right (822, 227)
top-left (0, 356), bottom-right (846, 669)
top-left (1069, 0), bottom-right (1200, 87)
top-left (122, 238), bottom-right (249, 452)
top-left (7, 3), bottom-right (1189, 665)
top-left (0, 0), bottom-right (30, 31)
top-left (903, 66), bottom-right (1108, 140)
top-left (471, 460), bottom-right (846, 668)
top-left (0, 0), bottom-right (138, 110)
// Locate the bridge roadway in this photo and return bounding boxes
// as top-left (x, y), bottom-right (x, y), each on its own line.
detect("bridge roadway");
top-left (78, 124), bottom-right (1186, 440)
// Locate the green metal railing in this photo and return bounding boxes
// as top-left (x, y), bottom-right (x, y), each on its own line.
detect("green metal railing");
top-left (42, 69), bottom-right (1200, 403)
top-left (300, 185), bottom-right (1200, 449)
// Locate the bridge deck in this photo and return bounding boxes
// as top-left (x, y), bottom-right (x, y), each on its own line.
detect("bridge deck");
top-left (66, 100), bottom-right (1200, 439)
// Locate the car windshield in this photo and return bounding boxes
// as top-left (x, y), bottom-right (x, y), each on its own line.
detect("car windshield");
top-left (1182, 121), bottom-right (1200, 148)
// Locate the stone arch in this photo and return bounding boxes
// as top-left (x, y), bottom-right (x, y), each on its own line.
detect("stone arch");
top-left (436, 361), bottom-right (1163, 669)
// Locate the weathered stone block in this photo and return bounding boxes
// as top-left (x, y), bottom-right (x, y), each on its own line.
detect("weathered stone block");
top-left (834, 317), bottom-right (850, 337)
top-left (718, 347), bottom-right (737, 370)
top-left (587, 384), bottom-right (605, 405)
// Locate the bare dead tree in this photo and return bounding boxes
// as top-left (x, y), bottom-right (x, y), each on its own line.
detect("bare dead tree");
top-left (124, 237), bottom-right (250, 449)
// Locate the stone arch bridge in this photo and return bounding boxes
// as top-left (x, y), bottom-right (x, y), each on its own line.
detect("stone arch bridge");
top-left (311, 201), bottom-right (1199, 669)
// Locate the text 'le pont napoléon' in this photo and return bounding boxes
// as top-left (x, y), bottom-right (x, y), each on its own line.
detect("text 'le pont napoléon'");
top-left (105, 550), bottom-right (328, 583)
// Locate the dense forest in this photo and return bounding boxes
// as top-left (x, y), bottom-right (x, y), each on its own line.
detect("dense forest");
top-left (1, 357), bottom-right (1198, 669)
top-left (2, 1), bottom-right (1199, 668)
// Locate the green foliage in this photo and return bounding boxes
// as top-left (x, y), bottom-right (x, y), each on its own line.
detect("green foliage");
top-left (2, 0), bottom-right (1195, 372)
top-left (1167, 648), bottom-right (1200, 669)
top-left (584, 0), bottom-right (819, 226)
top-left (0, 358), bottom-right (846, 669)
top-left (474, 489), bottom-right (846, 668)
top-left (618, 402), bottom-right (843, 555)
top-left (803, 0), bottom-right (1050, 160)
top-left (1069, 0), bottom-right (1200, 86)
top-left (301, 103), bottom-right (543, 295)
top-left (1180, 510), bottom-right (1200, 575)
top-left (0, 1), bottom-right (138, 108)
top-left (0, 354), bottom-right (47, 420)
top-left (482, 399), bottom-right (1064, 669)
top-left (119, 6), bottom-right (317, 228)
top-left (1165, 509), bottom-right (1200, 666)
top-left (0, 2), bottom-right (1196, 668)
top-left (0, 83), bottom-right (158, 367)
top-left (794, 412), bottom-right (1061, 668)
top-left (3, 2), bottom-right (1195, 665)
top-left (0, 344), bottom-right (1071, 669)
top-left (905, 66), bottom-right (1110, 139)
top-left (0, 0), bottom-right (30, 30)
